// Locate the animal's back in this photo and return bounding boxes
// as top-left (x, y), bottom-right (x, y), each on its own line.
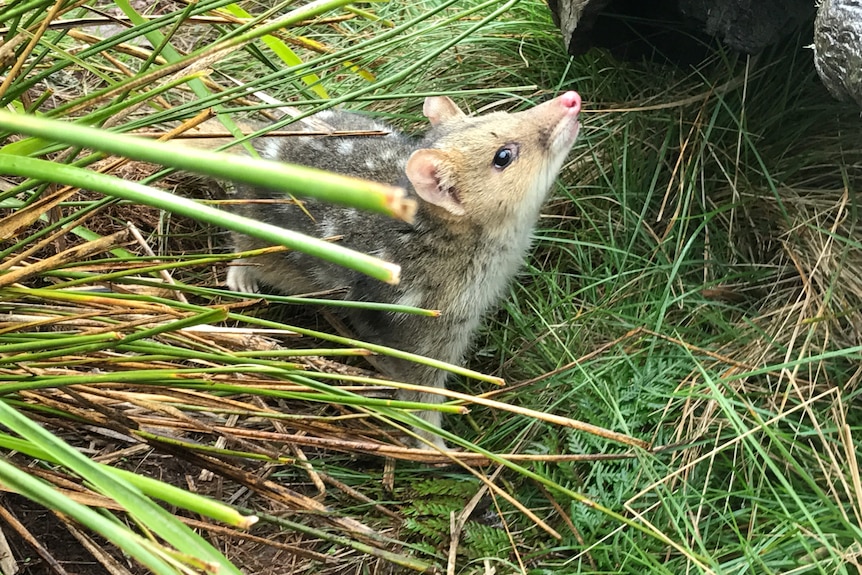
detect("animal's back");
top-left (227, 109), bottom-right (416, 296)
top-left (251, 110), bottom-right (410, 185)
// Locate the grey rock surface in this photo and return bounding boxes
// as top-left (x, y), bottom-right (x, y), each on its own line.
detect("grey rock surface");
top-left (814, 0), bottom-right (862, 107)
top-left (677, 0), bottom-right (813, 54)
top-left (546, 0), bottom-right (611, 55)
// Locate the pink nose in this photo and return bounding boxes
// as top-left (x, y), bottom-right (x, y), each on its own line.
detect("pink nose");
top-left (560, 91), bottom-right (581, 113)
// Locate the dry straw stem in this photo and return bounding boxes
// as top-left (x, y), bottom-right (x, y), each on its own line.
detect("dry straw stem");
top-left (338, 375), bottom-right (650, 449)
top-left (1, 182), bottom-right (100, 243)
top-left (0, 229), bottom-right (130, 288)
top-left (0, 0), bottom-right (69, 100)
top-left (0, 502), bottom-right (65, 575)
top-left (840, 423), bottom-right (862, 527)
top-left (634, 387), bottom-right (838, 512)
top-left (64, 524), bottom-right (136, 575)
top-left (448, 465), bottom-right (505, 575)
top-left (180, 517), bottom-right (335, 565)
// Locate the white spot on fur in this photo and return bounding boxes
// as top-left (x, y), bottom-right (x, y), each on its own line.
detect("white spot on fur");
top-left (304, 138), bottom-right (323, 152)
top-left (317, 110), bottom-right (334, 120)
top-left (263, 138), bottom-right (282, 160)
top-left (337, 140), bottom-right (354, 155)
top-left (396, 288), bottom-right (425, 309)
top-left (312, 264), bottom-right (331, 285)
top-left (365, 159), bottom-right (377, 171)
top-left (319, 219), bottom-right (340, 239)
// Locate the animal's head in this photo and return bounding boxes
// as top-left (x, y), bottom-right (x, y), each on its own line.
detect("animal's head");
top-left (405, 91), bottom-right (582, 230)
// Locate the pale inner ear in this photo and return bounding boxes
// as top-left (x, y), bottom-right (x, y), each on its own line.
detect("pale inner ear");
top-left (405, 149), bottom-right (466, 216)
top-left (423, 96), bottom-right (466, 126)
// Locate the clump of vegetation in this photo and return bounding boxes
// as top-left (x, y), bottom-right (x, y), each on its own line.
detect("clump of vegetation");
top-left (0, 1), bottom-right (860, 574)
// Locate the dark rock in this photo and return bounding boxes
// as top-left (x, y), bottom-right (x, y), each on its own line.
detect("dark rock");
top-left (547, 0), bottom-right (862, 110)
top-left (547, 0), bottom-right (814, 57)
top-left (578, 0), bottom-right (713, 64)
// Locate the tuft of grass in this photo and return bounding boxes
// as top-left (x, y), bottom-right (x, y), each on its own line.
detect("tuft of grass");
top-left (474, 28), bottom-right (862, 574)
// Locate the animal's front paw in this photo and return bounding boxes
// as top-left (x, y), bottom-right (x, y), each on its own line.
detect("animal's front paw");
top-left (226, 263), bottom-right (259, 294)
top-left (413, 429), bottom-right (451, 451)
top-left (411, 409), bottom-right (451, 451)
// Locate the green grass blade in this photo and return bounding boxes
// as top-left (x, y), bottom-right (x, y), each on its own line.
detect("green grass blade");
top-left (0, 433), bottom-right (256, 528)
top-left (0, 400), bottom-right (242, 574)
top-left (0, 153), bottom-right (402, 284)
top-left (0, 459), bottom-right (182, 575)
top-left (222, 3), bottom-right (329, 99)
top-left (0, 110), bottom-right (412, 220)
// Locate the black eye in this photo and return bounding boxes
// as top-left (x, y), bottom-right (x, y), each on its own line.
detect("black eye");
top-left (492, 145), bottom-right (518, 169)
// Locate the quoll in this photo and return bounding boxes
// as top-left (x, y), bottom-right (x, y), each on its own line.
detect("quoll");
top-left (227, 91), bottom-right (583, 449)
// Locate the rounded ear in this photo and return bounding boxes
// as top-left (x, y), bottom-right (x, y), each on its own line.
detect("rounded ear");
top-left (405, 149), bottom-right (465, 216)
top-left (423, 96), bottom-right (466, 126)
